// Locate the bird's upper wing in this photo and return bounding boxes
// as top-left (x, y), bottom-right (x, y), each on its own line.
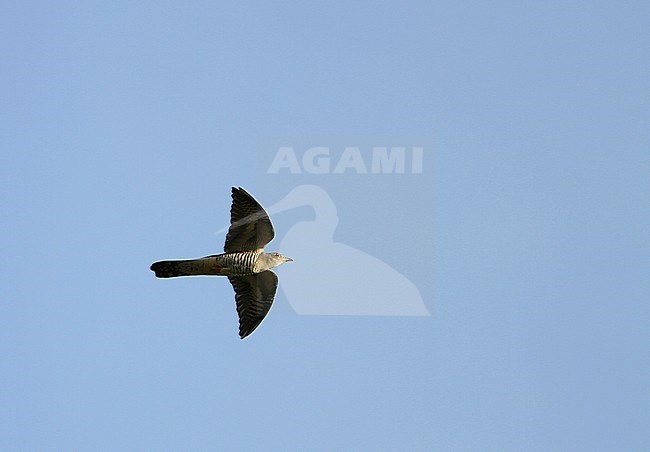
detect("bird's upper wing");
top-left (224, 187), bottom-right (275, 253)
top-left (228, 270), bottom-right (278, 339)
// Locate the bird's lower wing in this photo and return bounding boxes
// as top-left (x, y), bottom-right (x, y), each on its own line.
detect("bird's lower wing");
top-left (228, 270), bottom-right (278, 339)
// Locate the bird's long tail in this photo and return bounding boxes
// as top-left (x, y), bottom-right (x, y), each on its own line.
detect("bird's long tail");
top-left (150, 258), bottom-right (222, 278)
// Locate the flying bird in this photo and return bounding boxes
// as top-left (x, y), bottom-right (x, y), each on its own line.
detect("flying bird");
top-left (151, 187), bottom-right (292, 339)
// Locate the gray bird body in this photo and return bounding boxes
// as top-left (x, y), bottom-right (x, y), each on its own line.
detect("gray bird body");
top-left (150, 187), bottom-right (292, 339)
top-left (150, 250), bottom-right (286, 278)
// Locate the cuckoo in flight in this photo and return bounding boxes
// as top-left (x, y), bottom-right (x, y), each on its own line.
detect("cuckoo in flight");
top-left (151, 187), bottom-right (292, 339)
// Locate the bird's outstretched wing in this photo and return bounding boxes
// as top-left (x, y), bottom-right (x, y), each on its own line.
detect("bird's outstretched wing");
top-left (224, 187), bottom-right (275, 253)
top-left (228, 270), bottom-right (278, 339)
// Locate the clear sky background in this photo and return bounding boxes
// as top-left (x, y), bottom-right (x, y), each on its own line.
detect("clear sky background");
top-left (2, 1), bottom-right (649, 451)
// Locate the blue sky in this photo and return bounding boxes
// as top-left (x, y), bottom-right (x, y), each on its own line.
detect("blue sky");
top-left (2, 1), bottom-right (649, 450)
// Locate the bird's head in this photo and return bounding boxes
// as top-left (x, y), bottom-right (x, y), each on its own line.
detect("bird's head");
top-left (264, 252), bottom-right (293, 269)
top-left (271, 252), bottom-right (293, 264)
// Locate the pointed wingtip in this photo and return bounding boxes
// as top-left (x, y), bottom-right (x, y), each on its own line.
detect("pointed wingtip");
top-left (232, 186), bottom-right (243, 192)
top-left (232, 186), bottom-right (249, 199)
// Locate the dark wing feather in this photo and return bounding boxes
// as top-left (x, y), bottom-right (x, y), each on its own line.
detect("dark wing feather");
top-left (224, 187), bottom-right (275, 253)
top-left (228, 271), bottom-right (278, 339)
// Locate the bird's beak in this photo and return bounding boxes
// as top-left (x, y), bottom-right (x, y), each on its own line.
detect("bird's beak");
top-left (284, 257), bottom-right (293, 262)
